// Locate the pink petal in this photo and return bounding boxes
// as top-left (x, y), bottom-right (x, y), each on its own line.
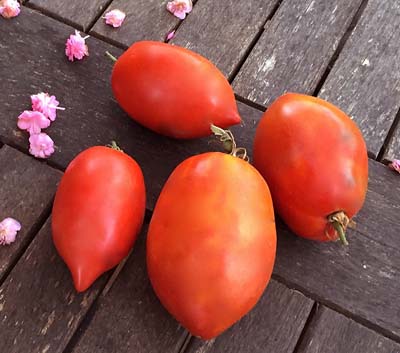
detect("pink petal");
top-left (389, 159), bottom-right (400, 173)
top-left (0, 217), bottom-right (21, 245)
top-left (29, 133), bottom-right (55, 159)
top-left (65, 30), bottom-right (89, 62)
top-left (17, 110), bottom-right (50, 134)
top-left (166, 0), bottom-right (192, 19)
top-left (31, 92), bottom-right (65, 121)
top-left (104, 9), bottom-right (126, 28)
top-left (166, 30), bottom-right (175, 41)
top-left (0, 0), bottom-right (20, 19)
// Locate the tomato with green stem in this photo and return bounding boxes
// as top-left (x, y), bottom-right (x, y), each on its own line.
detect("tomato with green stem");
top-left (253, 93), bottom-right (368, 244)
top-left (147, 126), bottom-right (276, 339)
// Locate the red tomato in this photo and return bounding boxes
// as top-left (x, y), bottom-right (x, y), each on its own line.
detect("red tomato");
top-left (147, 152), bottom-right (276, 339)
top-left (111, 41), bottom-right (241, 139)
top-left (253, 93), bottom-right (368, 244)
top-left (52, 146), bottom-right (146, 292)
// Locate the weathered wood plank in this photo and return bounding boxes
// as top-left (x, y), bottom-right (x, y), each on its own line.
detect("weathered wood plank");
top-left (273, 160), bottom-right (400, 340)
top-left (0, 219), bottom-right (109, 353)
top-left (0, 7), bottom-right (263, 210)
top-left (0, 145), bottom-right (61, 282)
top-left (90, 0), bottom-right (180, 47)
top-left (297, 306), bottom-right (400, 353)
top-left (170, 0), bottom-right (279, 78)
top-left (233, 0), bottom-right (364, 107)
top-left (27, 0), bottom-right (110, 31)
top-left (71, 224), bottom-right (187, 353)
top-left (385, 120), bottom-right (400, 162)
top-left (185, 280), bottom-right (314, 353)
top-left (319, 0), bottom-right (400, 157)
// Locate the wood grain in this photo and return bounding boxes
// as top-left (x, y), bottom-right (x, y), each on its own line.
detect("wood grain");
top-left (170, 0), bottom-right (279, 78)
top-left (90, 0), bottom-right (180, 47)
top-left (185, 280), bottom-right (314, 353)
top-left (273, 160), bottom-right (400, 340)
top-left (297, 305), bottom-right (400, 353)
top-left (0, 145), bottom-right (61, 283)
top-left (27, 0), bottom-right (110, 31)
top-left (71, 224), bottom-right (187, 353)
top-left (0, 7), bottom-right (263, 210)
top-left (0, 219), bottom-right (109, 353)
top-left (319, 0), bottom-right (400, 157)
top-left (233, 0), bottom-right (364, 107)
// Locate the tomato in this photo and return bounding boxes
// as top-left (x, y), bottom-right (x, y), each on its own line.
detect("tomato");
top-left (147, 152), bottom-right (276, 339)
top-left (253, 93), bottom-right (368, 244)
top-left (52, 145), bottom-right (146, 292)
top-left (111, 41), bottom-right (241, 139)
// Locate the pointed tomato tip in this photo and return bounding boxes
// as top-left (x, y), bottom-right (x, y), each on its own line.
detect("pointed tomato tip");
top-left (70, 266), bottom-right (99, 293)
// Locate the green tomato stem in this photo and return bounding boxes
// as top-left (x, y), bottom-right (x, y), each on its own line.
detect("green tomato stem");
top-left (331, 220), bottom-right (348, 246)
top-left (105, 51), bottom-right (118, 62)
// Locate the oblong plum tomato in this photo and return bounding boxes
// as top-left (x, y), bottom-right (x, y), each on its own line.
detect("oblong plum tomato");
top-left (147, 152), bottom-right (276, 339)
top-left (253, 93), bottom-right (368, 244)
top-left (52, 146), bottom-right (146, 292)
top-left (111, 41), bottom-right (241, 139)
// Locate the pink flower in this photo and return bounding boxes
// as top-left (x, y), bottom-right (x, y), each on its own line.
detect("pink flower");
top-left (166, 0), bottom-right (192, 20)
top-left (29, 133), bottom-right (55, 158)
top-left (31, 92), bottom-right (65, 121)
top-left (389, 159), bottom-right (400, 173)
top-left (103, 9), bottom-right (126, 28)
top-left (0, 217), bottom-right (21, 245)
top-left (17, 110), bottom-right (50, 134)
top-left (65, 30), bottom-right (89, 62)
top-left (0, 0), bottom-right (20, 19)
top-left (166, 30), bottom-right (175, 41)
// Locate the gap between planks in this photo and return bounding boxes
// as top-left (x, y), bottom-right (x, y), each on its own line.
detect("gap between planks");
top-left (291, 302), bottom-right (319, 353)
top-left (377, 106), bottom-right (400, 162)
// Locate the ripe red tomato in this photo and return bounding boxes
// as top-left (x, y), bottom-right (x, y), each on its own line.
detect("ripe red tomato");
top-left (52, 146), bottom-right (146, 292)
top-left (111, 41), bottom-right (241, 139)
top-left (147, 152), bottom-right (276, 339)
top-left (253, 93), bottom-right (368, 244)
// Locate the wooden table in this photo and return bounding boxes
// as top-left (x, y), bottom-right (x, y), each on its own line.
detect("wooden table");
top-left (1, 1), bottom-right (399, 352)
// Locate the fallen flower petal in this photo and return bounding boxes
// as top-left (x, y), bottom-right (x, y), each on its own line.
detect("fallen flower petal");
top-left (29, 133), bottom-right (55, 158)
top-left (166, 30), bottom-right (175, 41)
top-left (31, 92), bottom-right (65, 121)
top-left (389, 159), bottom-right (400, 173)
top-left (167, 0), bottom-right (192, 20)
top-left (103, 9), bottom-right (126, 28)
top-left (65, 30), bottom-right (89, 62)
top-left (0, 0), bottom-right (20, 19)
top-left (0, 217), bottom-right (21, 245)
top-left (17, 110), bottom-right (50, 134)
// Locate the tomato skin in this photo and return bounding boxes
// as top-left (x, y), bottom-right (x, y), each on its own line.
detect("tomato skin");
top-left (147, 152), bottom-right (276, 339)
top-left (52, 146), bottom-right (146, 292)
top-left (253, 93), bottom-right (368, 241)
top-left (111, 41), bottom-right (241, 139)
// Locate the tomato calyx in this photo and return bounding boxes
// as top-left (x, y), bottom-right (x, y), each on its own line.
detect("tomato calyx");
top-left (105, 51), bottom-right (118, 62)
top-left (211, 124), bottom-right (249, 161)
top-left (327, 211), bottom-right (355, 246)
top-left (106, 141), bottom-right (124, 152)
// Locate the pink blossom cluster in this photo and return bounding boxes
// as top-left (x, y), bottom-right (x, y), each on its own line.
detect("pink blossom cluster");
top-left (17, 93), bottom-right (65, 158)
top-left (0, 217), bottom-right (21, 245)
top-left (0, 0), bottom-right (20, 19)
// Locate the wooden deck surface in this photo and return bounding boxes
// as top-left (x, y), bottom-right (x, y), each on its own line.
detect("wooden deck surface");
top-left (0, 1), bottom-right (399, 352)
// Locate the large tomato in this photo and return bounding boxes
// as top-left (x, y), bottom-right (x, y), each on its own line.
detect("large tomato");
top-left (52, 146), bottom-right (146, 292)
top-left (147, 152), bottom-right (276, 339)
top-left (111, 41), bottom-right (241, 139)
top-left (253, 93), bottom-right (368, 244)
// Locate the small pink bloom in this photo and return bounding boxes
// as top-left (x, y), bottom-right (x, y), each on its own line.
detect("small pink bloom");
top-left (166, 30), bottom-right (175, 41)
top-left (103, 9), bottom-right (126, 28)
top-left (65, 30), bottom-right (89, 62)
top-left (31, 92), bottom-right (65, 121)
top-left (0, 0), bottom-right (20, 19)
top-left (0, 217), bottom-right (21, 245)
top-left (389, 159), bottom-right (400, 173)
top-left (167, 0), bottom-right (192, 20)
top-left (17, 110), bottom-right (50, 134)
top-left (29, 133), bottom-right (55, 159)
